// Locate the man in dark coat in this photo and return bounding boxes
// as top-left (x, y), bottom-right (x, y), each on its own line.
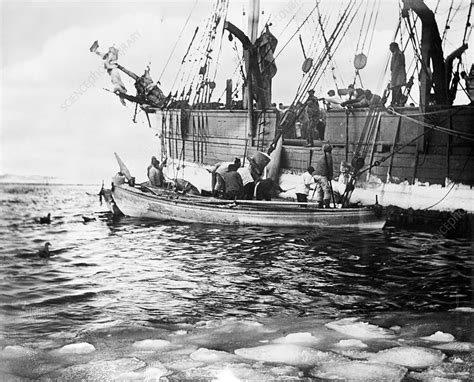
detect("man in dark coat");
top-left (255, 178), bottom-right (285, 201)
top-left (221, 164), bottom-right (244, 200)
top-left (389, 42), bottom-right (406, 106)
top-left (313, 144), bottom-right (334, 208)
top-left (305, 89), bottom-right (320, 146)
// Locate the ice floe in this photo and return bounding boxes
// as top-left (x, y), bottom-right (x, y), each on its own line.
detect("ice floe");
top-left (272, 332), bottom-right (320, 345)
top-left (54, 357), bottom-right (145, 380)
top-left (310, 361), bottom-right (407, 381)
top-left (432, 342), bottom-right (473, 352)
top-left (0, 345), bottom-right (35, 358)
top-left (420, 331), bottom-right (455, 342)
top-left (116, 366), bottom-right (168, 381)
top-left (368, 346), bottom-right (445, 369)
top-left (172, 362), bottom-right (301, 381)
top-left (408, 362), bottom-right (472, 381)
top-left (332, 349), bottom-right (372, 360)
top-left (334, 339), bottom-right (368, 348)
top-left (190, 347), bottom-right (238, 363)
top-left (449, 307), bottom-right (474, 313)
top-left (325, 317), bottom-right (395, 339)
top-left (234, 344), bottom-right (345, 366)
top-left (54, 342), bottom-right (95, 354)
top-left (132, 339), bottom-right (171, 350)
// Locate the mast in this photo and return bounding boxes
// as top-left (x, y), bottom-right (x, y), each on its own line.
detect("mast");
top-left (244, 0), bottom-right (259, 114)
top-left (248, 0), bottom-right (260, 44)
top-left (402, 0), bottom-right (448, 106)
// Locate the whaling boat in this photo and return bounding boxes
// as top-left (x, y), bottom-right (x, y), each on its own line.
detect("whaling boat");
top-left (93, 0), bottom-right (473, 219)
top-left (107, 183), bottom-right (385, 229)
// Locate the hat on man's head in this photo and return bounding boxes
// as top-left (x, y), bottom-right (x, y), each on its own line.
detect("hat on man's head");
top-left (323, 143), bottom-right (333, 152)
top-left (390, 42), bottom-right (399, 49)
top-left (308, 89), bottom-right (315, 94)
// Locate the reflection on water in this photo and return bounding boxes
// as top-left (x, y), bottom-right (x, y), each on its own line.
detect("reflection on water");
top-left (0, 184), bottom-right (472, 380)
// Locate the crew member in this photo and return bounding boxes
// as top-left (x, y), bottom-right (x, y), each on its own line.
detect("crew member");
top-left (221, 164), bottom-right (243, 200)
top-left (211, 157), bottom-right (241, 196)
top-left (255, 178), bottom-right (285, 201)
top-left (389, 42), bottom-right (406, 106)
top-left (295, 166), bottom-right (315, 203)
top-left (147, 156), bottom-right (166, 187)
top-left (305, 89), bottom-right (320, 146)
top-left (324, 90), bottom-right (344, 110)
top-left (313, 144), bottom-right (334, 208)
top-left (237, 163), bottom-right (258, 200)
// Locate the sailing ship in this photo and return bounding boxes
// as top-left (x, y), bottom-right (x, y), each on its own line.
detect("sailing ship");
top-left (94, 0), bottom-right (473, 219)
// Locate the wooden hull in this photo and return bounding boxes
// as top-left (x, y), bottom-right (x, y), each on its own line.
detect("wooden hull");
top-left (111, 185), bottom-right (386, 229)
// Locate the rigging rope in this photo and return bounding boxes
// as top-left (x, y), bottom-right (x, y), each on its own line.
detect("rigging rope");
top-left (159, 0), bottom-right (199, 83)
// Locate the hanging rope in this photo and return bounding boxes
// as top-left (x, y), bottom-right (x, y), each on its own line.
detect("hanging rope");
top-left (158, 0), bottom-right (199, 83)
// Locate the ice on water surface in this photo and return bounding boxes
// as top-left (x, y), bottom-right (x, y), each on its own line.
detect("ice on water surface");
top-left (310, 361), bottom-right (407, 381)
top-left (432, 342), bottom-right (474, 353)
top-left (272, 332), bottom-right (321, 345)
top-left (132, 339), bottom-right (171, 350)
top-left (0, 345), bottom-right (36, 359)
top-left (234, 343), bottom-right (345, 366)
top-left (53, 342), bottom-right (96, 354)
top-left (190, 347), bottom-right (238, 363)
top-left (325, 317), bottom-right (396, 339)
top-left (368, 346), bottom-right (446, 369)
top-left (420, 331), bottom-right (455, 342)
top-left (334, 339), bottom-right (368, 348)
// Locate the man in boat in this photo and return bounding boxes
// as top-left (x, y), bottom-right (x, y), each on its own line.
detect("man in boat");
top-left (295, 166), bottom-right (316, 203)
top-left (255, 178), bottom-right (285, 201)
top-left (221, 164), bottom-right (244, 200)
top-left (389, 42), bottom-right (406, 106)
top-left (305, 89), bottom-right (320, 146)
top-left (313, 144), bottom-right (334, 208)
top-left (211, 157), bottom-right (241, 197)
top-left (237, 162), bottom-right (258, 200)
top-left (147, 156), bottom-right (166, 187)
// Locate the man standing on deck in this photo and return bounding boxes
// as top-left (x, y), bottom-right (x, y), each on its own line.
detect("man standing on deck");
top-left (324, 89), bottom-right (344, 110)
top-left (305, 90), bottom-right (320, 146)
top-left (313, 144), bottom-right (334, 208)
top-left (295, 166), bottom-right (315, 203)
top-left (389, 42), bottom-right (406, 106)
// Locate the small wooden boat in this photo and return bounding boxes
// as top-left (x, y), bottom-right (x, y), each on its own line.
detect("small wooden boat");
top-left (108, 184), bottom-right (386, 229)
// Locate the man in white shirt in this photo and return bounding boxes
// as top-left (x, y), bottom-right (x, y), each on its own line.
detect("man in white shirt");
top-left (295, 166), bottom-right (315, 203)
top-left (237, 164), bottom-right (257, 199)
top-left (324, 89), bottom-right (344, 110)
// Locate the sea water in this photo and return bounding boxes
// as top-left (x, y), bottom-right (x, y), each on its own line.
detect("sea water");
top-left (0, 184), bottom-right (472, 381)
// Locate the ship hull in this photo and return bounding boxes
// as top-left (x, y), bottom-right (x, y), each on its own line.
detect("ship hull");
top-left (111, 185), bottom-right (386, 229)
top-left (151, 106), bottom-right (473, 212)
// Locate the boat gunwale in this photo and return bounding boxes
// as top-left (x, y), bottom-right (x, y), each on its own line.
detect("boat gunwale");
top-left (116, 185), bottom-right (378, 217)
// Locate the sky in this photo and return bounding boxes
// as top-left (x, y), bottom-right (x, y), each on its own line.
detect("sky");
top-left (1, 0), bottom-right (471, 184)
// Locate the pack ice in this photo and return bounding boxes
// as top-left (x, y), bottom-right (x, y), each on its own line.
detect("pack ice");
top-left (325, 317), bottom-right (395, 339)
top-left (368, 346), bottom-right (445, 369)
top-left (234, 344), bottom-right (344, 366)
